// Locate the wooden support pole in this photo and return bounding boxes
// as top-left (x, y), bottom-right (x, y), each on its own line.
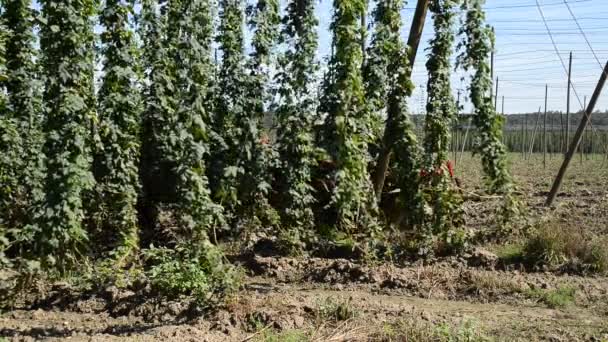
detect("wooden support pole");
top-left (580, 95), bottom-right (587, 164)
top-left (545, 60), bottom-right (608, 206)
top-left (566, 51), bottom-right (572, 155)
top-left (494, 77), bottom-right (499, 111)
top-left (528, 107), bottom-right (542, 162)
top-left (543, 84), bottom-right (548, 168)
top-left (361, 0), bottom-right (366, 66)
top-left (521, 114), bottom-right (525, 158)
top-left (373, 0), bottom-right (429, 201)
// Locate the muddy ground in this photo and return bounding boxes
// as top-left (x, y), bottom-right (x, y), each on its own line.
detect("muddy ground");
top-left (1, 154), bottom-right (608, 341)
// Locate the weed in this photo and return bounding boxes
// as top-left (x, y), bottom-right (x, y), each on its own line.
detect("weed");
top-left (142, 241), bottom-right (242, 307)
top-left (376, 319), bottom-right (491, 342)
top-left (526, 286), bottom-right (576, 309)
top-left (256, 329), bottom-right (308, 342)
top-left (492, 243), bottom-right (525, 264)
top-left (315, 297), bottom-right (358, 322)
top-left (523, 224), bottom-right (571, 266)
top-left (468, 271), bottom-right (525, 294)
top-left (580, 236), bottom-right (608, 274)
top-left (522, 222), bottom-right (608, 274)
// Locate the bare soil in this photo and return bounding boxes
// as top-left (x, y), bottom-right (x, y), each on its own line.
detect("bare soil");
top-left (2, 154), bottom-right (608, 341)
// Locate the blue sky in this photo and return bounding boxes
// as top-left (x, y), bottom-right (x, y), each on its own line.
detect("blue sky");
top-left (26, 0), bottom-right (608, 114)
top-left (314, 0), bottom-right (608, 114)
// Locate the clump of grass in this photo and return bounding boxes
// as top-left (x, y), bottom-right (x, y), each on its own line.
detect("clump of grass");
top-left (580, 236), bottom-right (608, 274)
top-left (256, 329), bottom-right (308, 342)
top-left (492, 243), bottom-right (525, 264)
top-left (376, 319), bottom-right (491, 342)
top-left (522, 222), bottom-right (608, 274)
top-left (315, 297), bottom-right (358, 322)
top-left (468, 271), bottom-right (525, 294)
top-left (526, 286), bottom-right (576, 309)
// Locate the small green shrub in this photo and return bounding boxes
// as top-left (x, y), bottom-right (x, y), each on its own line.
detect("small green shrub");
top-left (143, 241), bottom-right (242, 307)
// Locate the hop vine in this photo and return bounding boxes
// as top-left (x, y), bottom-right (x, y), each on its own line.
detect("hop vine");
top-left (240, 0), bottom-right (280, 226)
top-left (34, 0), bottom-right (97, 271)
top-left (275, 0), bottom-right (319, 234)
top-left (457, 0), bottom-right (512, 195)
top-left (321, 0), bottom-right (379, 235)
top-left (457, 0), bottom-right (519, 228)
top-left (365, 0), bottom-right (423, 227)
top-left (210, 0), bottom-right (249, 224)
top-left (96, 0), bottom-right (142, 257)
top-left (424, 0), bottom-right (463, 233)
top-left (0, 0), bottom-right (44, 237)
top-left (169, 0), bottom-right (225, 239)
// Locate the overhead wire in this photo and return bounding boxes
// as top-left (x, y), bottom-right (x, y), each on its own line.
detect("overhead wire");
top-left (534, 0), bottom-right (608, 154)
top-left (562, 0), bottom-right (606, 72)
top-left (535, 0), bottom-right (587, 111)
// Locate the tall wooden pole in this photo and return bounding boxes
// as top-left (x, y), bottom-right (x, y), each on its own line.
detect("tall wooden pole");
top-left (454, 89), bottom-right (461, 162)
top-left (546, 60), bottom-right (608, 206)
top-left (490, 46), bottom-right (495, 85)
top-left (502, 96), bottom-right (506, 144)
top-left (373, 0), bottom-right (429, 200)
top-left (566, 51), bottom-right (572, 155)
top-left (580, 95), bottom-right (587, 163)
top-left (521, 114), bottom-right (526, 159)
top-left (529, 107), bottom-right (542, 162)
top-left (361, 1), bottom-right (366, 66)
top-left (543, 84), bottom-right (548, 169)
top-left (524, 113), bottom-right (529, 159)
top-left (494, 77), bottom-right (499, 111)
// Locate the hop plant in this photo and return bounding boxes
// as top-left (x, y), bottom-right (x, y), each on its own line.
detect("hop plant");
top-left (95, 0), bottom-right (142, 259)
top-left (423, 0), bottom-right (464, 233)
top-left (319, 0), bottom-right (380, 235)
top-left (33, 0), bottom-right (97, 271)
top-left (274, 0), bottom-right (319, 234)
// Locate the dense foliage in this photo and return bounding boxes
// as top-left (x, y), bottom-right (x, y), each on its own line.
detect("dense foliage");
top-left (0, 0), bottom-right (521, 305)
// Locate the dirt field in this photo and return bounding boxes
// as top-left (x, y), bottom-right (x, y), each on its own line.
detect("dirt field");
top-left (2, 153), bottom-right (608, 341)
